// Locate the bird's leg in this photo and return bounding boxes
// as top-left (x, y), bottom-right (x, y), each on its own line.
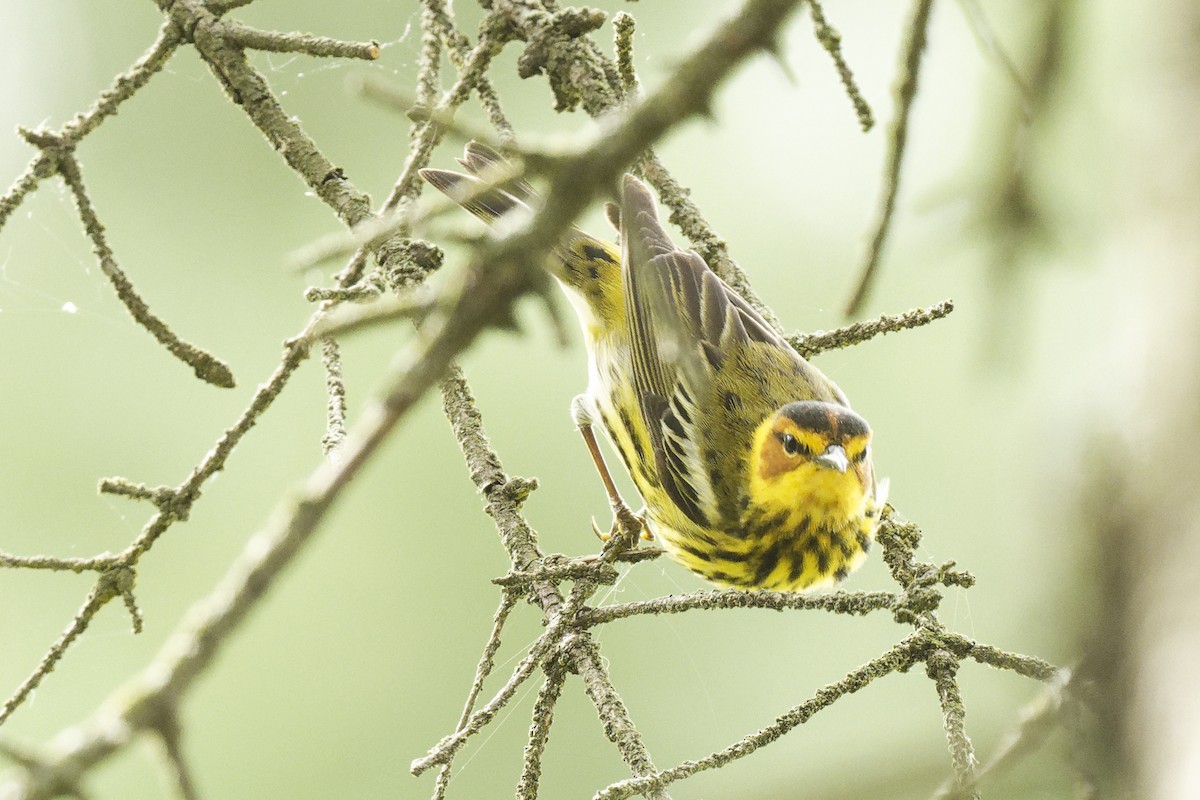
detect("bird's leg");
top-left (572, 396), bottom-right (651, 546)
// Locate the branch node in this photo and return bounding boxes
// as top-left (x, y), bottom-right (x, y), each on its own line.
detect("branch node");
top-left (492, 555), bottom-right (620, 590)
top-left (496, 475), bottom-right (539, 505)
top-left (99, 478), bottom-right (193, 521)
top-left (512, 0), bottom-right (609, 81)
top-left (17, 126), bottom-right (72, 152)
top-left (0, 738), bottom-right (84, 797)
top-left (96, 565), bottom-right (143, 633)
top-left (379, 237), bottom-right (445, 293)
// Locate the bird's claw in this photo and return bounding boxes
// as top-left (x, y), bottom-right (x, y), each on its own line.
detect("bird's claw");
top-left (592, 504), bottom-right (652, 547)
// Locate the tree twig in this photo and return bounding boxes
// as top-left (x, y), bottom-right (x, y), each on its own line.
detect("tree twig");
top-left (843, 0), bottom-right (936, 316)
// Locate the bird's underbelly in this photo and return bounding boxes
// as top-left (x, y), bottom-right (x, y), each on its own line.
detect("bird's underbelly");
top-left (650, 514), bottom-right (873, 592)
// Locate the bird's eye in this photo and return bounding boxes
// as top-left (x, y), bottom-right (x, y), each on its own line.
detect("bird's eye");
top-left (779, 433), bottom-right (808, 457)
top-left (852, 446), bottom-right (869, 463)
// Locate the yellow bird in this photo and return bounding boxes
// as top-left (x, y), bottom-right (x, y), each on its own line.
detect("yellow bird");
top-left (422, 144), bottom-right (885, 591)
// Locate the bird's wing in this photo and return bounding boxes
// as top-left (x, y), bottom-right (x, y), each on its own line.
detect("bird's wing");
top-left (621, 175), bottom-right (787, 528)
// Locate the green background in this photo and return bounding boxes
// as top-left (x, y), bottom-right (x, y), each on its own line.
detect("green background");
top-left (1, 1), bottom-right (1117, 797)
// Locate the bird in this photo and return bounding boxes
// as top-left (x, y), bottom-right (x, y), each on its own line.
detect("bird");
top-left (421, 143), bottom-right (886, 591)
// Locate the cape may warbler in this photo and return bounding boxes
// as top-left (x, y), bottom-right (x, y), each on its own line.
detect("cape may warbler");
top-left (422, 144), bottom-right (885, 591)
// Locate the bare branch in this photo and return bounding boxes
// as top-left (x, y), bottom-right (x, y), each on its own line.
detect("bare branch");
top-left (806, 0), bottom-right (874, 130)
top-left (515, 661), bottom-right (569, 800)
top-left (579, 588), bottom-right (897, 625)
top-left (412, 626), bottom-right (566, 775)
top-left (1, 573), bottom-right (127, 726)
top-left (221, 24), bottom-right (380, 60)
top-left (47, 142), bottom-right (236, 388)
top-left (0, 1), bottom-right (1069, 797)
top-left (595, 638), bottom-right (925, 800)
top-left (932, 667), bottom-right (1075, 800)
top-left (319, 339), bottom-right (348, 454)
top-left (844, 0), bottom-right (936, 316)
top-left (790, 298), bottom-right (955, 358)
top-left (432, 592), bottom-right (521, 799)
top-left (927, 650), bottom-right (980, 798)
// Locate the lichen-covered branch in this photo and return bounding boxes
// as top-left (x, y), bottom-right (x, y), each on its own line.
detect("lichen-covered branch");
top-left (595, 637), bottom-right (925, 800)
top-left (0, 0), bottom-right (401, 734)
top-left (789, 298), bottom-right (955, 358)
top-left (432, 591), bottom-right (521, 799)
top-left (0, 1), bottom-right (1068, 798)
top-left (927, 649), bottom-right (980, 798)
top-left (49, 140), bottom-right (236, 388)
top-left (578, 587), bottom-right (897, 625)
top-left (515, 660), bottom-right (568, 800)
top-left (932, 667), bottom-right (1075, 800)
top-left (806, 0), bottom-right (874, 131)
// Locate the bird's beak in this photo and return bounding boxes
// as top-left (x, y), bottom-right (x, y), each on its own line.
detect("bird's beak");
top-left (814, 444), bottom-right (849, 474)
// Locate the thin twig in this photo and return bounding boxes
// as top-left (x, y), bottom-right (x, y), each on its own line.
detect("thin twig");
top-left (613, 12), bottom-right (640, 98)
top-left (579, 588), bottom-right (897, 625)
top-left (806, 0), bottom-right (874, 130)
top-left (515, 660), bottom-right (569, 800)
top-left (0, 552), bottom-right (116, 572)
top-left (789, 298), bottom-right (955, 358)
top-left (423, 0), bottom-right (512, 136)
top-left (176, 0), bottom-right (375, 227)
top-left (320, 339), bottom-right (348, 454)
top-left (304, 292), bottom-right (439, 342)
top-left (0, 575), bottom-right (126, 726)
top-left (412, 625), bottom-right (566, 775)
top-left (0, 155), bottom-right (54, 233)
top-left (431, 591), bottom-right (520, 799)
top-left (844, 0), bottom-right (936, 316)
top-left (940, 633), bottom-right (1062, 682)
top-left (956, 0), bottom-right (1032, 114)
top-left (571, 633), bottom-right (669, 800)
top-left (50, 143), bottom-right (235, 388)
top-left (927, 650), bottom-right (980, 799)
top-left (0, 21), bottom-right (180, 233)
top-left (595, 637), bottom-right (925, 800)
top-left (493, 560), bottom-right (620, 590)
top-left (304, 283), bottom-right (383, 303)
top-left (932, 667), bottom-right (1074, 800)
top-left (381, 14), bottom-right (509, 216)
top-left (221, 24), bottom-right (380, 60)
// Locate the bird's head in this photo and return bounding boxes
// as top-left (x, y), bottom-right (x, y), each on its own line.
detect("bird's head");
top-left (748, 401), bottom-right (874, 521)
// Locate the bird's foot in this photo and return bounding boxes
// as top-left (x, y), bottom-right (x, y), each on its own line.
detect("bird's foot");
top-left (591, 503), bottom-right (652, 548)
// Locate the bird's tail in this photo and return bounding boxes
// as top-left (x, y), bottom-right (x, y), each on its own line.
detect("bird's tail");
top-left (419, 141), bottom-right (538, 226)
top-left (420, 142), bottom-right (625, 329)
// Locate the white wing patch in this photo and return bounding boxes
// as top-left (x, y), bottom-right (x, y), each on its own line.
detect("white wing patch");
top-left (658, 382), bottom-right (720, 525)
